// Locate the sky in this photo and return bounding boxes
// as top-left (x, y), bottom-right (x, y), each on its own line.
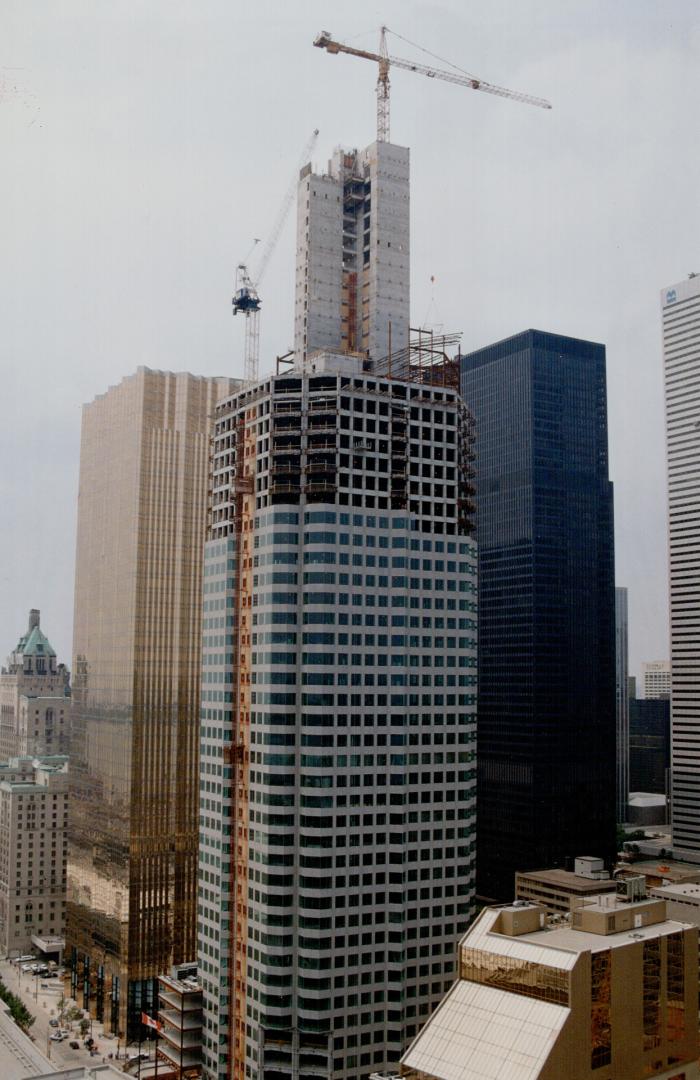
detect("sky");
top-left (1, 0), bottom-right (699, 679)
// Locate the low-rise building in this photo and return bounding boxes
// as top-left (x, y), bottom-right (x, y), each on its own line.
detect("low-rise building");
top-left (0, 756), bottom-right (68, 957)
top-left (401, 895), bottom-right (699, 1080)
top-left (515, 862), bottom-right (616, 914)
top-left (617, 859), bottom-right (700, 889)
top-left (649, 883), bottom-right (700, 927)
top-left (157, 964), bottom-right (202, 1079)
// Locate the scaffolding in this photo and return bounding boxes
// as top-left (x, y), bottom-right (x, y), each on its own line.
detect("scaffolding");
top-left (371, 327), bottom-right (463, 390)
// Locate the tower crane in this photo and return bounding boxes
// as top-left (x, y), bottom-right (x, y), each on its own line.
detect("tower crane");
top-left (314, 27), bottom-right (551, 143)
top-left (233, 128), bottom-right (320, 382)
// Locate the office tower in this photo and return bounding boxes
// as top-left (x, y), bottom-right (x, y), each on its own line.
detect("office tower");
top-left (294, 141), bottom-right (410, 363)
top-left (0, 610), bottom-right (71, 760)
top-left (462, 330), bottom-right (616, 900)
top-left (615, 588), bottom-right (629, 822)
top-left (0, 755), bottom-right (68, 959)
top-left (401, 895), bottom-right (699, 1080)
top-left (643, 661), bottom-right (671, 700)
top-left (198, 349), bottom-right (477, 1080)
top-left (630, 690), bottom-right (671, 798)
top-left (67, 367), bottom-right (238, 1039)
top-left (662, 274), bottom-right (700, 858)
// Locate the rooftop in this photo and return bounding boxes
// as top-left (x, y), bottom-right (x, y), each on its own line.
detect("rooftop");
top-left (470, 898), bottom-right (690, 958)
top-left (620, 858), bottom-right (700, 883)
top-left (650, 882), bottom-right (700, 901)
top-left (516, 867), bottom-right (616, 893)
top-left (402, 979), bottom-right (568, 1080)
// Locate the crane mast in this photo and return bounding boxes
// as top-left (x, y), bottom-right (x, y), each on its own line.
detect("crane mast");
top-left (233, 128), bottom-right (320, 383)
top-left (314, 27), bottom-right (551, 143)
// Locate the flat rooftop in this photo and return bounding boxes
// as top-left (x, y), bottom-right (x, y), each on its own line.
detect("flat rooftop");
top-left (517, 868), bottom-right (616, 892)
top-left (470, 900), bottom-right (692, 962)
top-left (621, 858), bottom-right (700, 883)
top-left (650, 882), bottom-right (700, 900)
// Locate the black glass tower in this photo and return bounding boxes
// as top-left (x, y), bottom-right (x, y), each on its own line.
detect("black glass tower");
top-left (461, 329), bottom-right (616, 900)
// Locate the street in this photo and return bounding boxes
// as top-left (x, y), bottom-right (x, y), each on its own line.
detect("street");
top-left (0, 959), bottom-right (125, 1070)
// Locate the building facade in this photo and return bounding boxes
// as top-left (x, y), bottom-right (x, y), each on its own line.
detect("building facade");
top-left (0, 756), bottom-right (68, 958)
top-left (630, 696), bottom-right (671, 797)
top-left (615, 588), bottom-right (629, 822)
top-left (198, 349), bottom-right (477, 1080)
top-left (158, 964), bottom-right (203, 1079)
top-left (0, 610), bottom-right (71, 761)
top-left (294, 141), bottom-right (410, 364)
top-left (515, 864), bottom-right (616, 915)
top-left (662, 275), bottom-right (700, 858)
top-left (461, 329), bottom-right (616, 900)
top-left (67, 368), bottom-right (238, 1039)
top-left (643, 661), bottom-right (671, 701)
top-left (402, 895), bottom-right (699, 1080)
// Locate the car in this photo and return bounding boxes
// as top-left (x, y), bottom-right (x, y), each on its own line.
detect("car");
top-left (14, 955), bottom-right (35, 965)
top-left (50, 1033), bottom-right (66, 1042)
top-left (43, 971), bottom-right (58, 979)
top-left (69, 1041), bottom-right (80, 1050)
top-left (49, 1019), bottom-right (60, 1028)
top-left (128, 1052), bottom-right (150, 1063)
top-left (21, 963), bottom-right (36, 973)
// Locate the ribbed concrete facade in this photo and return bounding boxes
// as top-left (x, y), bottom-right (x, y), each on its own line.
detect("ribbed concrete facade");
top-left (198, 353), bottom-right (477, 1080)
top-left (662, 275), bottom-right (700, 857)
top-left (294, 142), bottom-right (410, 364)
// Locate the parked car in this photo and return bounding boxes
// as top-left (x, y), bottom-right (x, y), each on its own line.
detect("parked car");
top-left (50, 1032), bottom-right (66, 1042)
top-left (49, 1019), bottom-right (60, 1028)
top-left (21, 963), bottom-right (36, 973)
top-left (128, 1052), bottom-right (150, 1063)
top-left (69, 1041), bottom-right (80, 1050)
top-left (42, 970), bottom-right (57, 978)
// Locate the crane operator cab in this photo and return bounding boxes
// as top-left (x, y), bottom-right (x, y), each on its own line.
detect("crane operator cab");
top-left (232, 286), bottom-right (261, 316)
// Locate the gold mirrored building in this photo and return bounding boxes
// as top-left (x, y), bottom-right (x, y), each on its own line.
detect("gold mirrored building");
top-left (67, 367), bottom-right (238, 1039)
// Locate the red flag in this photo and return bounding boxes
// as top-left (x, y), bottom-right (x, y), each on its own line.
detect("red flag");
top-left (141, 1012), bottom-right (162, 1032)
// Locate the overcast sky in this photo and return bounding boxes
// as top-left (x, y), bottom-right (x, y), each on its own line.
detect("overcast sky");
top-left (1, 0), bottom-right (698, 679)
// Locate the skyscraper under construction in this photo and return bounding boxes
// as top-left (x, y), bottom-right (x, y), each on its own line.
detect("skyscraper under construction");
top-left (197, 138), bottom-right (478, 1080)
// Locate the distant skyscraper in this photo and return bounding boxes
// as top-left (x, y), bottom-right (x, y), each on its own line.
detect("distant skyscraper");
top-left (615, 588), bottom-right (629, 822)
top-left (643, 661), bottom-right (671, 700)
top-left (0, 610), bottom-right (71, 760)
top-left (294, 141), bottom-right (409, 363)
top-left (461, 329), bottom-right (616, 900)
top-left (67, 367), bottom-right (237, 1038)
top-left (629, 695), bottom-right (671, 797)
top-left (662, 273), bottom-right (700, 858)
top-left (198, 350), bottom-right (477, 1080)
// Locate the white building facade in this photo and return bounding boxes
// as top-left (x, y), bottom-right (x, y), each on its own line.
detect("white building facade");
top-left (198, 352), bottom-right (477, 1080)
top-left (643, 661), bottom-right (671, 700)
top-left (662, 275), bottom-right (700, 858)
